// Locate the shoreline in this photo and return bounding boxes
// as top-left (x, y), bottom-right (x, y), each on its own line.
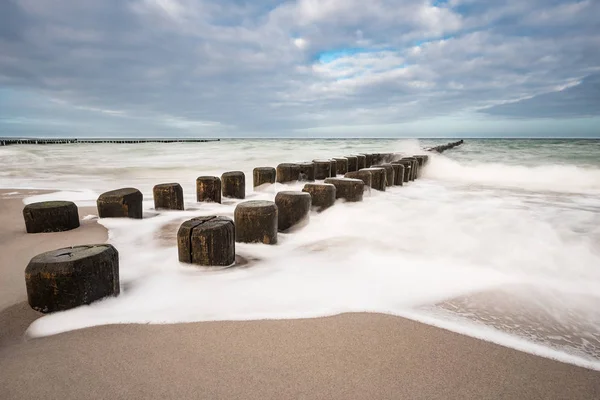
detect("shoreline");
top-left (1, 189), bottom-right (599, 399)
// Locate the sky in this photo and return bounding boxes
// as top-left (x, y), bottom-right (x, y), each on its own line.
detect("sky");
top-left (0, 0), bottom-right (599, 138)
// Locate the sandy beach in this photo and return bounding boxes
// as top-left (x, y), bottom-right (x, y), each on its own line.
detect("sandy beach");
top-left (1, 189), bottom-right (599, 399)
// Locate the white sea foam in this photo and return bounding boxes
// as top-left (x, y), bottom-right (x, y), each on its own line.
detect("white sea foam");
top-left (4, 139), bottom-right (600, 369)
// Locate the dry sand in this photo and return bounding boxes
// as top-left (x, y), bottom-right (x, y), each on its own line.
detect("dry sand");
top-left (1, 189), bottom-right (599, 399)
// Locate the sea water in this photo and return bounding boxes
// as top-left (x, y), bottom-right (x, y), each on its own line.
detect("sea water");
top-left (1, 139), bottom-right (599, 369)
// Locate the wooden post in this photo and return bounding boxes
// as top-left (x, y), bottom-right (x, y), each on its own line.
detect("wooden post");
top-left (324, 178), bottom-right (364, 202)
top-left (222, 171), bottom-right (246, 199)
top-left (302, 183), bottom-right (336, 211)
top-left (23, 201), bottom-right (80, 233)
top-left (234, 201), bottom-right (278, 244)
top-left (97, 188), bottom-right (143, 219)
top-left (153, 183), bottom-right (184, 210)
top-left (275, 191), bottom-right (312, 231)
top-left (196, 176), bottom-right (222, 203)
top-left (276, 163), bottom-right (300, 183)
top-left (177, 216), bottom-right (235, 266)
top-left (25, 244), bottom-right (119, 313)
top-left (253, 167), bottom-right (276, 188)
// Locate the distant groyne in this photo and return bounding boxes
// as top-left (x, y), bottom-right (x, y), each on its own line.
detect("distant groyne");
top-left (0, 138), bottom-right (220, 146)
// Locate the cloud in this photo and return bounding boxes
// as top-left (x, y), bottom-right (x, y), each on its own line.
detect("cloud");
top-left (0, 0), bottom-right (599, 136)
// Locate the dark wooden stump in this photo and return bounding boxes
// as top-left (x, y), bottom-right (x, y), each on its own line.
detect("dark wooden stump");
top-left (345, 170), bottom-right (372, 188)
top-left (330, 159), bottom-right (337, 177)
top-left (362, 153), bottom-right (374, 168)
top-left (153, 183), bottom-right (184, 210)
top-left (374, 164), bottom-right (395, 187)
top-left (302, 183), bottom-right (336, 212)
top-left (333, 157), bottom-right (349, 175)
top-left (390, 163), bottom-right (405, 186)
top-left (275, 191), bottom-right (312, 232)
top-left (97, 188), bottom-right (143, 219)
top-left (299, 162), bottom-right (315, 181)
top-left (222, 171), bottom-right (245, 199)
top-left (177, 216), bottom-right (235, 266)
top-left (402, 157), bottom-right (418, 181)
top-left (355, 154), bottom-right (366, 170)
top-left (276, 163), bottom-right (300, 184)
top-left (23, 201), bottom-right (79, 233)
top-left (345, 156), bottom-right (358, 172)
top-left (196, 176), bottom-right (222, 203)
top-left (253, 167), bottom-right (276, 188)
top-left (25, 244), bottom-right (119, 313)
top-left (234, 201), bottom-right (278, 244)
top-left (312, 160), bottom-right (332, 180)
top-left (324, 178), bottom-right (364, 202)
top-left (359, 168), bottom-right (386, 191)
top-left (394, 160), bottom-right (412, 183)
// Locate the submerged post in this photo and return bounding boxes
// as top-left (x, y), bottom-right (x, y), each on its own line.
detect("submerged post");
top-left (153, 183), bottom-right (184, 210)
top-left (302, 183), bottom-right (336, 212)
top-left (222, 171), bottom-right (246, 199)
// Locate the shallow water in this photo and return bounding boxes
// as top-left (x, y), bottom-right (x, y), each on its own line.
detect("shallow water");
top-left (2, 139), bottom-right (599, 369)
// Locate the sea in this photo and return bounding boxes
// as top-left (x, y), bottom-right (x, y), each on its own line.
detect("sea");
top-left (1, 138), bottom-right (599, 369)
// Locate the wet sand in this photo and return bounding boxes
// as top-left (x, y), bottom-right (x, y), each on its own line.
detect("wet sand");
top-left (1, 189), bottom-right (599, 399)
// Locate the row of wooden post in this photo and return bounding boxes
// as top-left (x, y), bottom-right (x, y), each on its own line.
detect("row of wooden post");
top-left (21, 145), bottom-right (454, 313)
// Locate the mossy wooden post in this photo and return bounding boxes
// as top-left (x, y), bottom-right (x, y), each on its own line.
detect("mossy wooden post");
top-left (302, 183), bottom-right (336, 211)
top-left (153, 183), bottom-right (184, 210)
top-left (345, 156), bottom-right (358, 172)
top-left (390, 163), bottom-right (405, 186)
top-left (253, 167), bottom-right (276, 188)
top-left (313, 160), bottom-right (332, 180)
top-left (222, 171), bottom-right (245, 199)
top-left (97, 188), bottom-right (143, 219)
top-left (276, 163), bottom-right (300, 184)
top-left (275, 191), bottom-right (312, 232)
top-left (359, 167), bottom-right (386, 191)
top-left (23, 201), bottom-right (79, 233)
top-left (25, 244), bottom-right (119, 313)
top-left (324, 178), bottom-right (364, 202)
top-left (345, 170), bottom-right (372, 188)
top-left (355, 154), bottom-right (366, 170)
top-left (234, 201), bottom-right (278, 244)
top-left (196, 176), bottom-right (222, 203)
top-left (330, 159), bottom-right (337, 177)
top-left (333, 157), bottom-right (349, 175)
top-left (177, 216), bottom-right (235, 266)
top-left (299, 162), bottom-right (315, 181)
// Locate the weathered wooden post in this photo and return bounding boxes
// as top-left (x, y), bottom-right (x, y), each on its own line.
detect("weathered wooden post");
top-left (374, 164), bottom-right (395, 187)
top-left (359, 167), bottom-right (386, 191)
top-left (222, 171), bottom-right (245, 199)
top-left (97, 188), bottom-right (143, 219)
top-left (25, 244), bottom-right (119, 313)
top-left (355, 154), bottom-right (366, 170)
top-left (333, 157), bottom-right (349, 175)
top-left (362, 153), bottom-right (374, 168)
top-left (324, 178), bottom-right (365, 202)
top-left (196, 176), bottom-right (222, 203)
top-left (177, 216), bottom-right (235, 266)
top-left (253, 167), bottom-right (276, 188)
top-left (234, 201), bottom-right (278, 244)
top-left (23, 201), bottom-right (80, 233)
top-left (345, 170), bottom-right (372, 188)
top-left (153, 183), bottom-right (184, 210)
top-left (299, 162), bottom-right (315, 181)
top-left (345, 156), bottom-right (358, 172)
top-left (275, 191), bottom-right (312, 231)
top-left (394, 160), bottom-right (412, 183)
top-left (276, 163), bottom-right (300, 183)
top-left (302, 183), bottom-right (336, 211)
top-left (390, 163), bottom-right (405, 186)
top-left (313, 160), bottom-right (332, 180)
top-left (330, 159), bottom-right (337, 177)
top-left (401, 158), bottom-right (418, 181)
